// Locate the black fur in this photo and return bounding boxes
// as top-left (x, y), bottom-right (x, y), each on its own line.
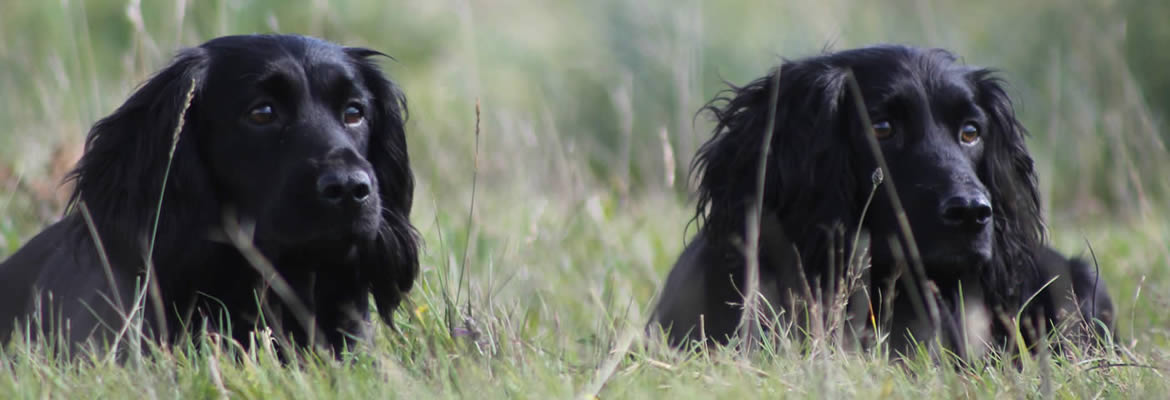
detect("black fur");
top-left (650, 45), bottom-right (1114, 358)
top-left (0, 34), bottom-right (419, 356)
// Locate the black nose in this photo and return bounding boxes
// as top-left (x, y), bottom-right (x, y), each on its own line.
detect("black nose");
top-left (939, 195), bottom-right (992, 229)
top-left (317, 170), bottom-right (372, 206)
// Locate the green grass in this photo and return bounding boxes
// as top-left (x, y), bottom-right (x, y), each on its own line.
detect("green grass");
top-left (2, 0), bottom-right (1170, 398)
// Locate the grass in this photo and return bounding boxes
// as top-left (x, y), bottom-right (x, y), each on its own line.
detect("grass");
top-left (1, 193), bottom-right (1166, 398)
top-left (2, 0), bottom-right (1170, 398)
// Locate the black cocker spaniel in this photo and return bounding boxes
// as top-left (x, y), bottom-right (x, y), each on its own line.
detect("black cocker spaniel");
top-left (650, 45), bottom-right (1114, 359)
top-left (0, 34), bottom-right (419, 356)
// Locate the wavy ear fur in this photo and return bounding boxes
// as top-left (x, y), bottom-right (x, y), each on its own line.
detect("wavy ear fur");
top-left (971, 70), bottom-right (1046, 317)
top-left (693, 58), bottom-right (858, 274)
top-left (65, 48), bottom-right (213, 262)
top-left (346, 48), bottom-right (419, 324)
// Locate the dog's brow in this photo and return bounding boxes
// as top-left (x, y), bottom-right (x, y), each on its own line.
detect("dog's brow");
top-left (312, 64), bottom-right (364, 101)
top-left (256, 55), bottom-right (303, 78)
top-left (935, 82), bottom-right (985, 121)
top-left (253, 69), bottom-right (301, 99)
top-left (870, 84), bottom-right (915, 116)
top-left (866, 72), bottom-right (920, 106)
top-left (247, 57), bottom-right (307, 91)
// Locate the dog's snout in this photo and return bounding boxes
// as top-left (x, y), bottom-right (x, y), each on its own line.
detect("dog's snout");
top-left (939, 194), bottom-right (992, 229)
top-left (317, 170), bottom-right (372, 206)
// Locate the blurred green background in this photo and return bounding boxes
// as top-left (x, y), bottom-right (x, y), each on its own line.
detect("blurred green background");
top-left (2, 0), bottom-right (1168, 218)
top-left (1, 1), bottom-right (1169, 397)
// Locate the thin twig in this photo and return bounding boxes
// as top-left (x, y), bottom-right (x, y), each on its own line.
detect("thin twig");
top-left (143, 76), bottom-right (198, 346)
top-left (737, 68), bottom-right (782, 350)
top-left (431, 196), bottom-right (456, 334)
top-left (221, 212), bottom-right (327, 352)
top-left (1080, 362), bottom-right (1167, 373)
top-left (77, 201), bottom-right (125, 315)
top-left (456, 98), bottom-right (482, 329)
top-left (1083, 238), bottom-right (1101, 328)
top-left (844, 70), bottom-right (940, 346)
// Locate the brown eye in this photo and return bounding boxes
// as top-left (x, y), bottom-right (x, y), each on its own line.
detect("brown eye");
top-left (959, 122), bottom-right (980, 144)
top-left (343, 104), bottom-right (364, 126)
top-left (872, 120), bottom-right (893, 139)
top-left (248, 104), bottom-right (276, 125)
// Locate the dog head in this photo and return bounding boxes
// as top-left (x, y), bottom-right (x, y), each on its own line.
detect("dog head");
top-left (69, 34), bottom-right (414, 254)
top-left (694, 45), bottom-right (1042, 279)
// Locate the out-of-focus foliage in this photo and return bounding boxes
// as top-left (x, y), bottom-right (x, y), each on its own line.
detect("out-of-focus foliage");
top-left (1, 0), bottom-right (1166, 219)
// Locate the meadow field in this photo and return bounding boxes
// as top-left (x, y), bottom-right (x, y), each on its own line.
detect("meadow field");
top-left (1, 0), bottom-right (1169, 398)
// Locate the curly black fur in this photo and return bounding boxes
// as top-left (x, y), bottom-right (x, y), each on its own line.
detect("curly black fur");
top-left (650, 45), bottom-right (1113, 358)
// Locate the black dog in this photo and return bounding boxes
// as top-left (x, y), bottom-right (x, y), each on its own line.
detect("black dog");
top-left (649, 45), bottom-right (1114, 358)
top-left (0, 35), bottom-right (419, 356)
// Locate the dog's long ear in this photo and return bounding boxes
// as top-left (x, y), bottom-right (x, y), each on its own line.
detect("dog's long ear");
top-left (66, 48), bottom-right (210, 247)
top-left (693, 59), bottom-right (855, 246)
top-left (971, 70), bottom-right (1045, 302)
top-left (347, 48), bottom-right (419, 324)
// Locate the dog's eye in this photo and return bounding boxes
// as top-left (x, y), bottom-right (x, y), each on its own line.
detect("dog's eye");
top-left (872, 120), bottom-right (894, 139)
top-left (343, 105), bottom-right (364, 126)
top-left (248, 104), bottom-right (276, 125)
top-left (959, 123), bottom-right (981, 144)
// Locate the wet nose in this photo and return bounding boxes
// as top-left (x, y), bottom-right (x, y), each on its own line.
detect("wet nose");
top-left (316, 170), bottom-right (372, 206)
top-left (939, 194), bottom-right (992, 230)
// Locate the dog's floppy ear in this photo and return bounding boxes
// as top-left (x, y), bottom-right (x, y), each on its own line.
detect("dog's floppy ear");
top-left (693, 59), bottom-right (855, 245)
top-left (66, 47), bottom-right (210, 246)
top-left (346, 48), bottom-right (420, 324)
top-left (971, 70), bottom-right (1045, 302)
